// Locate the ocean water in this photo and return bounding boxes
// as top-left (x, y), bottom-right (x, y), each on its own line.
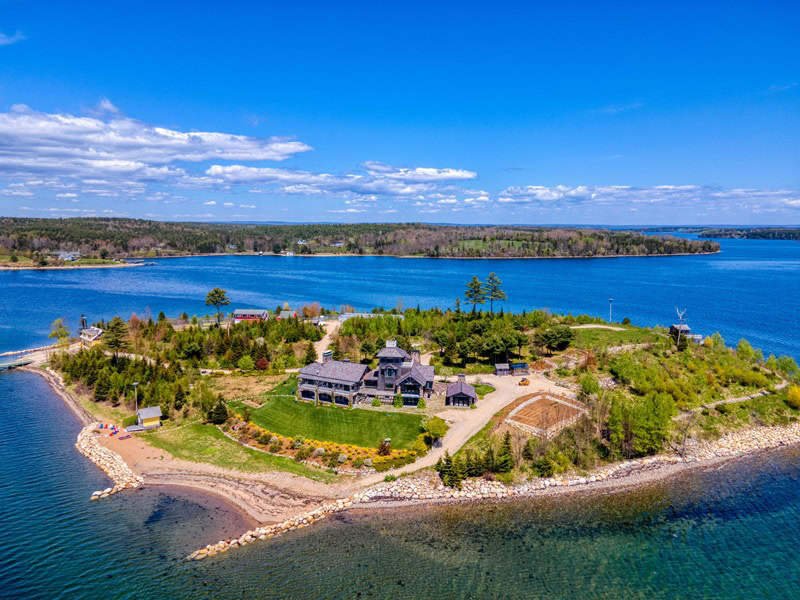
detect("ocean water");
top-left (0, 237), bottom-right (798, 359)
top-left (2, 369), bottom-right (800, 599)
top-left (1, 237), bottom-right (799, 598)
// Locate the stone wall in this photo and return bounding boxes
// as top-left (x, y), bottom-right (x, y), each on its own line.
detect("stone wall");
top-left (75, 423), bottom-right (143, 500)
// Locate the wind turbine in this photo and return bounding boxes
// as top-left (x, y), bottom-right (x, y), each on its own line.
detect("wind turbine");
top-left (675, 307), bottom-right (687, 348)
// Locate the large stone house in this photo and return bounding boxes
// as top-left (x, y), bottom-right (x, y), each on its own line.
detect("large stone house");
top-left (297, 340), bottom-right (434, 406)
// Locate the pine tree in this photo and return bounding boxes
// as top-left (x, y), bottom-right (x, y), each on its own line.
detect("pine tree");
top-left (439, 451), bottom-right (454, 486)
top-left (464, 276), bottom-right (486, 312)
top-left (304, 341), bottom-right (318, 365)
top-left (495, 432), bottom-right (514, 473)
top-left (205, 287), bottom-right (231, 327)
top-left (485, 272), bottom-right (507, 314)
top-left (209, 397), bottom-right (228, 424)
top-left (93, 369), bottom-right (111, 401)
top-left (484, 446), bottom-right (496, 473)
top-left (104, 316), bottom-right (129, 359)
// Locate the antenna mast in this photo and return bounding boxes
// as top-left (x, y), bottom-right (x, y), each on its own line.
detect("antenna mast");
top-left (675, 307), bottom-right (687, 349)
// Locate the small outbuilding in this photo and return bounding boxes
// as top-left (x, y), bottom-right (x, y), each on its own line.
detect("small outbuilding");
top-left (79, 326), bottom-right (103, 348)
top-left (137, 406), bottom-right (162, 430)
top-left (494, 363), bottom-right (510, 377)
top-left (670, 324), bottom-right (691, 338)
top-left (446, 374), bottom-right (478, 407)
top-left (510, 362), bottom-right (530, 375)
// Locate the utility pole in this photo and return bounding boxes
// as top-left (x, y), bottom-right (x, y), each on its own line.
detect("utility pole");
top-left (132, 381), bottom-right (140, 416)
top-left (609, 298), bottom-right (613, 324)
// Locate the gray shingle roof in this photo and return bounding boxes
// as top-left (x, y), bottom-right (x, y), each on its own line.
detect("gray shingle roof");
top-left (377, 346), bottom-right (410, 359)
top-left (447, 380), bottom-right (478, 400)
top-left (495, 363), bottom-right (509, 369)
top-left (138, 406), bottom-right (162, 419)
top-left (299, 360), bottom-right (369, 384)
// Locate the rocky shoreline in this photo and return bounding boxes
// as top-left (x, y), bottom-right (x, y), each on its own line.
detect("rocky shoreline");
top-left (75, 424), bottom-right (144, 500)
top-left (186, 420), bottom-right (800, 560)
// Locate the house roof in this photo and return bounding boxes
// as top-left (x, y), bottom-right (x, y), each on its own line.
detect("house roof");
top-left (233, 308), bottom-right (268, 316)
top-left (495, 363), bottom-right (510, 369)
top-left (397, 364), bottom-right (434, 385)
top-left (447, 380), bottom-right (478, 400)
top-left (510, 362), bottom-right (529, 369)
top-left (80, 326), bottom-right (103, 340)
top-left (377, 346), bottom-right (410, 359)
top-left (138, 406), bottom-right (162, 419)
top-left (299, 360), bottom-right (368, 385)
top-left (671, 324), bottom-right (691, 332)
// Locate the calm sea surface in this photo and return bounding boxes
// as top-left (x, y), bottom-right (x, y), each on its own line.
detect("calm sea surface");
top-left (1, 237), bottom-right (799, 598)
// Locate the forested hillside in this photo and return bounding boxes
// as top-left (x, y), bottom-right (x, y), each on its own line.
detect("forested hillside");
top-left (0, 217), bottom-right (719, 259)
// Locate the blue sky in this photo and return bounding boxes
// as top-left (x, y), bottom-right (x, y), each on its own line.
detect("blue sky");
top-left (0, 1), bottom-right (798, 225)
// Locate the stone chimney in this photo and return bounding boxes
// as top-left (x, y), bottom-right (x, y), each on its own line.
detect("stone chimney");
top-left (410, 349), bottom-right (421, 363)
top-left (386, 339), bottom-right (397, 348)
top-left (458, 373), bottom-right (466, 382)
top-left (322, 350), bottom-right (332, 364)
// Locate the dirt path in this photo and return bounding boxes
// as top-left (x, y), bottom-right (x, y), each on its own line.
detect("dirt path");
top-left (675, 380), bottom-right (789, 421)
top-left (570, 324), bottom-right (625, 331)
top-left (313, 321), bottom-right (340, 359)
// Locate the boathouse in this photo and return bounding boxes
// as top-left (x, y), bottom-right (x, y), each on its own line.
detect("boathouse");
top-left (446, 374), bottom-right (478, 407)
top-left (137, 406), bottom-right (162, 430)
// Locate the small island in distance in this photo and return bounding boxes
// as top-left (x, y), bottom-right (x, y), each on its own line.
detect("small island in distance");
top-left (0, 217), bottom-right (719, 266)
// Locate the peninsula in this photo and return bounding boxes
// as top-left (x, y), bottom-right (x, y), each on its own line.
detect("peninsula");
top-left (0, 217), bottom-right (719, 260)
top-left (16, 280), bottom-right (799, 556)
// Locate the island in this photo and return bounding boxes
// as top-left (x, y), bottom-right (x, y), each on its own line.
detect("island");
top-left (0, 217), bottom-right (720, 261)
top-left (15, 276), bottom-right (799, 560)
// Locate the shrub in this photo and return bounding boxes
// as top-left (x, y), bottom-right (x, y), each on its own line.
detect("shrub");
top-left (371, 398), bottom-right (381, 407)
top-left (353, 457), bottom-right (365, 468)
top-left (716, 403), bottom-right (731, 415)
top-left (787, 385), bottom-right (800, 410)
top-left (294, 445), bottom-right (311, 461)
top-left (255, 357), bottom-right (268, 371)
top-left (393, 393), bottom-right (403, 408)
top-left (269, 442), bottom-right (282, 453)
top-left (384, 474), bottom-right (397, 482)
top-left (417, 397), bottom-right (426, 410)
top-left (237, 355), bottom-right (255, 370)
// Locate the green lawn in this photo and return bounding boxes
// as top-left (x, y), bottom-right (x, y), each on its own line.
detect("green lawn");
top-left (265, 374), bottom-right (297, 396)
top-left (143, 422), bottom-right (335, 481)
top-left (571, 325), bottom-right (660, 350)
top-left (474, 384), bottom-right (495, 399)
top-left (236, 397), bottom-right (424, 449)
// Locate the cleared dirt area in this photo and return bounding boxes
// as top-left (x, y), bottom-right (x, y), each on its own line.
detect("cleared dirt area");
top-left (209, 374), bottom-right (288, 402)
top-left (505, 392), bottom-right (588, 438)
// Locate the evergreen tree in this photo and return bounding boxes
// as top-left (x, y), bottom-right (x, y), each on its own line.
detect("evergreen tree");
top-left (495, 431), bottom-right (514, 473)
top-left (104, 316), bottom-right (129, 359)
top-left (485, 272), bottom-right (507, 314)
top-left (205, 287), bottom-right (231, 327)
top-left (93, 369), bottom-right (111, 401)
top-left (304, 341), bottom-right (318, 365)
top-left (209, 397), bottom-right (229, 424)
top-left (484, 446), bottom-right (496, 473)
top-left (393, 392), bottom-right (403, 408)
top-left (464, 276), bottom-right (486, 312)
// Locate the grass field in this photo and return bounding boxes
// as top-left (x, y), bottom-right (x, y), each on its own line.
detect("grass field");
top-left (475, 384), bottom-right (495, 399)
top-left (236, 397), bottom-right (424, 449)
top-left (143, 422), bottom-right (335, 481)
top-left (571, 325), bottom-right (660, 350)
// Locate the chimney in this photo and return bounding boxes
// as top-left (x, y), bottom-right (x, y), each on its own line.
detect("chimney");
top-left (458, 373), bottom-right (466, 382)
top-left (410, 349), bottom-right (421, 363)
top-left (386, 340), bottom-right (397, 348)
top-left (322, 350), bottom-right (332, 364)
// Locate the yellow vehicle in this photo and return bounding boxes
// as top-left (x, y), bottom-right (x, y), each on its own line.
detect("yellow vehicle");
top-left (518, 378), bottom-right (530, 386)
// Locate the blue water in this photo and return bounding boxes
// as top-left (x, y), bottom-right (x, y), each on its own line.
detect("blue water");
top-left (1, 237), bottom-right (798, 358)
top-left (2, 369), bottom-right (800, 598)
top-left (2, 237), bottom-right (800, 598)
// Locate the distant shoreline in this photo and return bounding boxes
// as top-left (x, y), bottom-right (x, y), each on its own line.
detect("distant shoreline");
top-left (130, 250), bottom-right (722, 261)
top-left (0, 262), bottom-right (144, 272)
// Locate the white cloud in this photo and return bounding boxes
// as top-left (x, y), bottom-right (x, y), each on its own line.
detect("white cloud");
top-left (202, 200), bottom-right (216, 205)
top-left (0, 31), bottom-right (25, 46)
top-left (360, 161), bottom-right (477, 182)
top-left (0, 104), bottom-right (312, 186)
top-left (327, 208), bottom-right (367, 213)
top-left (239, 204), bottom-right (256, 209)
top-left (55, 192), bottom-right (78, 198)
top-left (223, 202), bottom-right (235, 207)
top-left (1, 188), bottom-right (33, 196)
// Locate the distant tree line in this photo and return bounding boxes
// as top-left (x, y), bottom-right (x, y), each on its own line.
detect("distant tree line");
top-left (0, 217), bottom-right (719, 259)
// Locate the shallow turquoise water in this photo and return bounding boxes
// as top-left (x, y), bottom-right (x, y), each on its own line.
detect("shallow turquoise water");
top-left (2, 370), bottom-right (800, 599)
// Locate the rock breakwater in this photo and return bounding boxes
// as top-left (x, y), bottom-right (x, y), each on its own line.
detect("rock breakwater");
top-left (187, 420), bottom-right (800, 560)
top-left (75, 423), bottom-right (143, 500)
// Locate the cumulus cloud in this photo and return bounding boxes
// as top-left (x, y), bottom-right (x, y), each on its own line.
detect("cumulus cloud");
top-left (202, 200), bottom-right (216, 205)
top-left (55, 192), bottom-right (78, 198)
top-left (0, 104), bottom-right (312, 182)
top-left (207, 160), bottom-right (474, 200)
top-left (0, 31), bottom-right (25, 46)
